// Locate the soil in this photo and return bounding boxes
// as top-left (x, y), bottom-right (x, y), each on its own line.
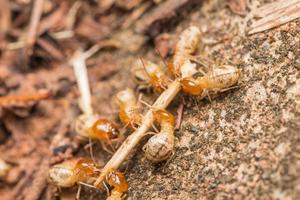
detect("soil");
top-left (0, 0), bottom-right (299, 200)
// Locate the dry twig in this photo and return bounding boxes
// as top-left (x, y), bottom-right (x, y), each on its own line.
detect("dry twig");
top-left (248, 0), bottom-right (300, 35)
top-left (0, 90), bottom-right (52, 108)
top-left (26, 0), bottom-right (44, 50)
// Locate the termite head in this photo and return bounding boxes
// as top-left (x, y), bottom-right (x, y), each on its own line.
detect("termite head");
top-left (0, 159), bottom-right (10, 179)
top-left (75, 114), bottom-right (120, 142)
top-left (180, 77), bottom-right (204, 96)
top-left (91, 119), bottom-right (120, 141)
top-left (106, 169), bottom-right (128, 193)
top-left (75, 158), bottom-right (98, 176)
top-left (153, 109), bottom-right (175, 126)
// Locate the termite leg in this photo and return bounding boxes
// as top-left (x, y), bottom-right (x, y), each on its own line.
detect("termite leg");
top-left (188, 56), bottom-right (209, 69)
top-left (175, 97), bottom-right (185, 130)
top-left (78, 181), bottom-right (97, 199)
top-left (100, 141), bottom-right (114, 154)
top-left (108, 139), bottom-right (116, 152)
top-left (219, 85), bottom-right (241, 93)
top-left (103, 178), bottom-right (111, 196)
top-left (189, 96), bottom-right (200, 112)
top-left (151, 124), bottom-right (159, 133)
top-left (138, 97), bottom-right (154, 110)
top-left (79, 182), bottom-right (97, 189)
top-left (115, 132), bottom-right (125, 149)
top-left (138, 98), bottom-right (160, 133)
top-left (76, 184), bottom-right (82, 200)
top-left (206, 91), bottom-right (212, 103)
top-left (155, 47), bottom-right (168, 68)
top-left (162, 150), bottom-right (175, 170)
top-left (89, 138), bottom-right (96, 163)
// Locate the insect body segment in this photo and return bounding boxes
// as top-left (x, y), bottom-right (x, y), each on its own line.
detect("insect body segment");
top-left (116, 88), bottom-right (142, 128)
top-left (144, 109), bottom-right (175, 162)
top-left (169, 26), bottom-right (202, 77)
top-left (200, 65), bottom-right (240, 90)
top-left (48, 158), bottom-right (98, 187)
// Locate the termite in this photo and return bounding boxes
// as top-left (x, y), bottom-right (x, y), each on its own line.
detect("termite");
top-left (48, 158), bottom-right (99, 188)
top-left (106, 169), bottom-right (128, 200)
top-left (143, 109), bottom-right (175, 162)
top-left (115, 88), bottom-right (142, 129)
top-left (180, 64), bottom-right (241, 98)
top-left (75, 114), bottom-right (121, 153)
top-left (0, 159), bottom-right (10, 179)
top-left (131, 60), bottom-right (150, 90)
top-left (168, 26), bottom-right (202, 77)
top-left (140, 59), bottom-right (171, 93)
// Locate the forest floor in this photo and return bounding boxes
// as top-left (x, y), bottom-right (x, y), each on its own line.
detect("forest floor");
top-left (0, 0), bottom-right (299, 200)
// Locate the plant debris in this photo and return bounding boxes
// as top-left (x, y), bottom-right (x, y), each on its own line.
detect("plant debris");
top-left (248, 0), bottom-right (300, 34)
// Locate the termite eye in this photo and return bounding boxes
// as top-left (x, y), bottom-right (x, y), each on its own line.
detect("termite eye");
top-left (109, 128), bottom-right (119, 140)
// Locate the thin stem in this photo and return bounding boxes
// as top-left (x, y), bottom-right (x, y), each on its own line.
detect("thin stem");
top-left (26, 0), bottom-right (44, 50)
top-left (71, 50), bottom-right (93, 115)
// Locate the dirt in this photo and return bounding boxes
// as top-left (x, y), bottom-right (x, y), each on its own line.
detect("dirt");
top-left (0, 0), bottom-right (299, 200)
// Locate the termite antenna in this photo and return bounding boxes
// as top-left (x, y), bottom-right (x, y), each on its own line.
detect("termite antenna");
top-left (154, 47), bottom-right (168, 68)
top-left (139, 57), bottom-right (151, 78)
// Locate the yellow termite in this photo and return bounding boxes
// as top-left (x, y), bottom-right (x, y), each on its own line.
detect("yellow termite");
top-left (131, 59), bottom-right (171, 93)
top-left (48, 158), bottom-right (99, 188)
top-left (142, 59), bottom-right (171, 93)
top-left (75, 114), bottom-right (121, 153)
top-left (181, 64), bottom-right (241, 98)
top-left (143, 109), bottom-right (175, 162)
top-left (106, 168), bottom-right (128, 200)
top-left (115, 88), bottom-right (142, 129)
top-left (168, 26), bottom-right (202, 77)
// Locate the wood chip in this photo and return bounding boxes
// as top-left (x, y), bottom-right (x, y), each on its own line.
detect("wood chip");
top-left (248, 0), bottom-right (300, 35)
